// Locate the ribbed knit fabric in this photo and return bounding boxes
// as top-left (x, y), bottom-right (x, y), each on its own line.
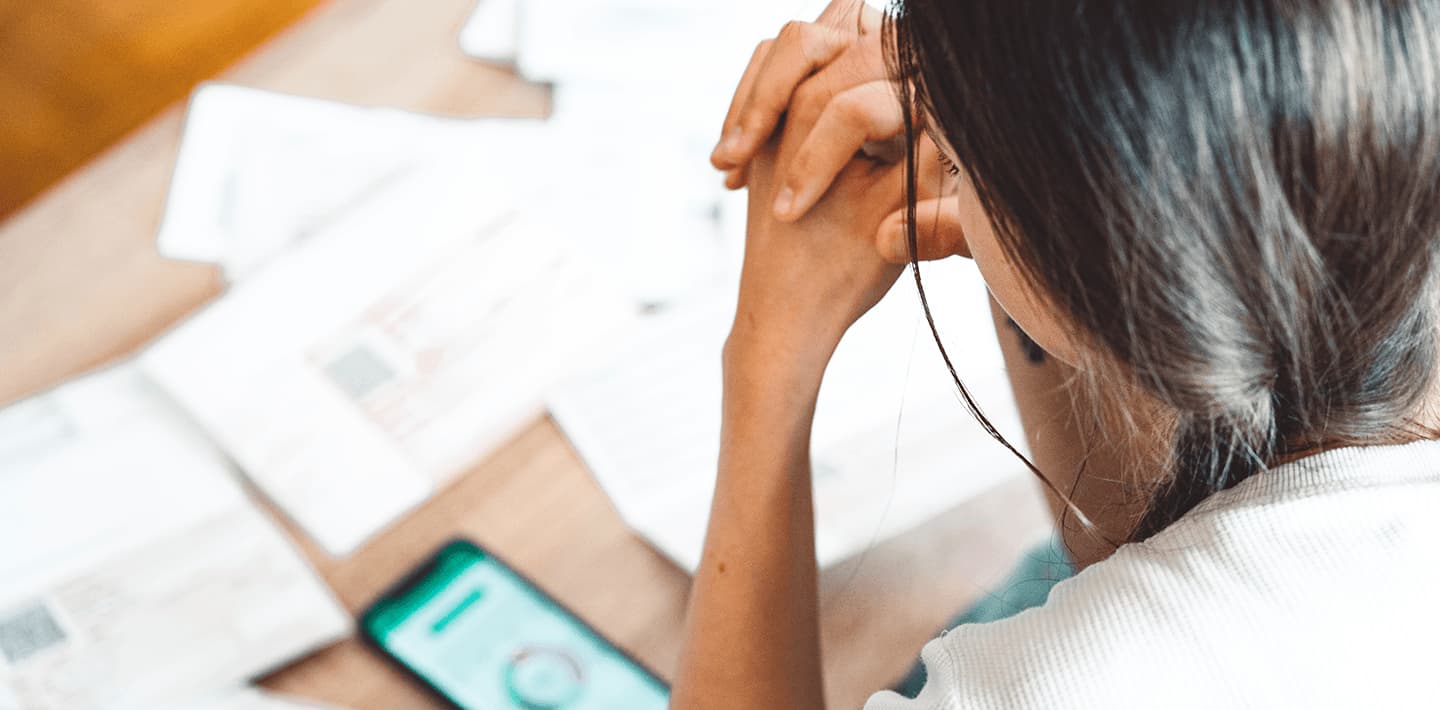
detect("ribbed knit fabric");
top-left (865, 440), bottom-right (1440, 709)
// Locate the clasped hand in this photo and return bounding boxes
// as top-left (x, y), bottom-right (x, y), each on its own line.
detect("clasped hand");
top-left (716, 0), bottom-right (967, 385)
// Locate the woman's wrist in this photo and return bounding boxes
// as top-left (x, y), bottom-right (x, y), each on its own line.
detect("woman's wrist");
top-left (721, 321), bottom-right (835, 428)
top-left (718, 333), bottom-right (827, 489)
top-left (722, 321), bottom-right (837, 396)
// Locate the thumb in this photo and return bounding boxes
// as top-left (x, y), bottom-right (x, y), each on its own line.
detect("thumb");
top-left (875, 198), bottom-right (970, 264)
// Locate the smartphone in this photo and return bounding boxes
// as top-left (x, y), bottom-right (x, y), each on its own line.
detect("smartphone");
top-left (360, 539), bottom-right (669, 709)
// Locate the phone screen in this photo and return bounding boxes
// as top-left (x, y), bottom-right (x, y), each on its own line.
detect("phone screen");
top-left (362, 541), bottom-right (669, 709)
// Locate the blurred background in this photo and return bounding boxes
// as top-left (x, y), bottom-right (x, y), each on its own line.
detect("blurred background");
top-left (0, 1), bottom-right (1051, 708)
top-left (0, 0), bottom-right (322, 218)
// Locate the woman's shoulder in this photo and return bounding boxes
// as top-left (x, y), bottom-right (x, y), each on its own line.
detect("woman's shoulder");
top-left (867, 440), bottom-right (1440, 710)
top-left (1138, 438), bottom-right (1440, 561)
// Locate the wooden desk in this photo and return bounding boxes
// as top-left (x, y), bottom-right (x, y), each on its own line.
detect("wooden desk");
top-left (0, 0), bottom-right (1050, 706)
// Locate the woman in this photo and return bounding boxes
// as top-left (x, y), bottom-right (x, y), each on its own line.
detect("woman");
top-left (673, 1), bottom-right (1440, 708)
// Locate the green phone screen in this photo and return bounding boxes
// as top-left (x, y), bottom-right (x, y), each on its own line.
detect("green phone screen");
top-left (362, 541), bottom-right (669, 709)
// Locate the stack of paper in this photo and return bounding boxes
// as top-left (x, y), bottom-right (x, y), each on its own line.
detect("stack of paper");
top-left (0, 367), bottom-right (350, 709)
top-left (159, 82), bottom-right (739, 310)
top-left (143, 165), bottom-right (638, 557)
top-left (148, 78), bottom-right (748, 557)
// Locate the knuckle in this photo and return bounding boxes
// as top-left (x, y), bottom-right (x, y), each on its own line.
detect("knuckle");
top-left (833, 91), bottom-right (871, 128)
top-left (740, 101), bottom-right (774, 129)
top-left (801, 26), bottom-right (847, 65)
top-left (740, 111), bottom-right (776, 137)
top-left (792, 82), bottom-right (827, 121)
top-left (778, 20), bottom-right (808, 43)
top-left (797, 28), bottom-right (831, 62)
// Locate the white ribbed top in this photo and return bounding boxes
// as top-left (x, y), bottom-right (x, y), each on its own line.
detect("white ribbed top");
top-left (866, 440), bottom-right (1440, 709)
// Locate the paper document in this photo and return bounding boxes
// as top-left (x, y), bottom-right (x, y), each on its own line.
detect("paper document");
top-left (515, 0), bottom-right (829, 86)
top-left (143, 166), bottom-right (637, 557)
top-left (543, 85), bottom-right (744, 310)
top-left (459, 0), bottom-right (520, 63)
top-left (549, 261), bottom-right (1029, 571)
top-left (157, 83), bottom-right (547, 281)
top-left (0, 366), bottom-right (349, 710)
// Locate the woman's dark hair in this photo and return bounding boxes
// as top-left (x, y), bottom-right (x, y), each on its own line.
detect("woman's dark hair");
top-left (887, 0), bottom-right (1440, 542)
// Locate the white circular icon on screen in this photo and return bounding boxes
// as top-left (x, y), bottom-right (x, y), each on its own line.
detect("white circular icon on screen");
top-left (503, 645), bottom-right (586, 709)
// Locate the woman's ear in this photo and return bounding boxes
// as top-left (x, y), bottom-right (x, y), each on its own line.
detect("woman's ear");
top-left (874, 133), bottom-right (970, 264)
top-left (876, 197), bottom-right (971, 264)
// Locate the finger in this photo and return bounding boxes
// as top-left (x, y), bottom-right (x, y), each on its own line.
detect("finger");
top-left (876, 197), bottom-right (970, 264)
top-left (712, 39), bottom-right (773, 170)
top-left (714, 21), bottom-right (851, 169)
top-left (773, 80), bottom-right (903, 220)
top-left (724, 165), bottom-right (749, 190)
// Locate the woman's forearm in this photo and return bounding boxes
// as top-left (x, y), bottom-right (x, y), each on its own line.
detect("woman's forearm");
top-left (671, 336), bottom-right (831, 710)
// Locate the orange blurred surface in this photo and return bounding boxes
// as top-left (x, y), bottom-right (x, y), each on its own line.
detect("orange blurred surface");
top-left (0, 0), bottom-right (326, 220)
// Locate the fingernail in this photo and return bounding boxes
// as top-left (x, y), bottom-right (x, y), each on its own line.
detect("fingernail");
top-left (773, 186), bottom-right (796, 217)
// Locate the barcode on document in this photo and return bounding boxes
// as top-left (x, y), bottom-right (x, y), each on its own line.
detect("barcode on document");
top-left (323, 343), bottom-right (397, 401)
top-left (0, 601), bottom-right (68, 667)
